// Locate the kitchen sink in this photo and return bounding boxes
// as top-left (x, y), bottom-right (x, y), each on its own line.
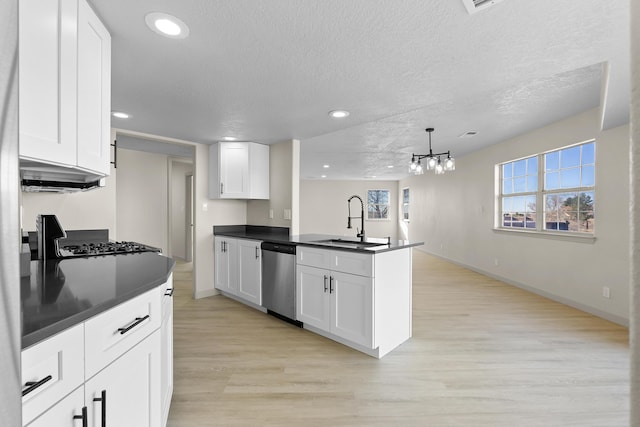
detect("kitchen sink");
top-left (312, 238), bottom-right (386, 249)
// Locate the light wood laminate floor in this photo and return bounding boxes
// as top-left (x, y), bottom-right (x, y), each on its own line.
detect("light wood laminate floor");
top-left (167, 250), bottom-right (629, 426)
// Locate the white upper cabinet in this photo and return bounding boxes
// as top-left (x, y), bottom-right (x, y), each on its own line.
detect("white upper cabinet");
top-left (209, 142), bottom-right (270, 199)
top-left (19, 0), bottom-right (111, 176)
top-left (76, 0), bottom-right (111, 175)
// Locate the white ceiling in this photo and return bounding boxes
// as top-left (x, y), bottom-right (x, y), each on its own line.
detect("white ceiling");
top-left (90, 0), bottom-right (629, 181)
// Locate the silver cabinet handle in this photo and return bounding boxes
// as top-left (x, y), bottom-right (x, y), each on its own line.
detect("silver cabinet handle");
top-left (324, 275), bottom-right (328, 292)
top-left (255, 247), bottom-right (259, 259)
top-left (220, 182), bottom-right (224, 195)
top-left (329, 276), bottom-right (334, 294)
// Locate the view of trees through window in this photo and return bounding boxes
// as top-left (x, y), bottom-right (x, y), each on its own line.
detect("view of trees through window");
top-left (499, 141), bottom-right (595, 234)
top-left (402, 188), bottom-right (409, 221)
top-left (367, 189), bottom-right (390, 220)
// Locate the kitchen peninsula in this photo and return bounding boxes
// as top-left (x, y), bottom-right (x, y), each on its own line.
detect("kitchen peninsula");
top-left (214, 225), bottom-right (422, 358)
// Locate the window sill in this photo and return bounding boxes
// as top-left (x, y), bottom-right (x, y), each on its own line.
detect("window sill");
top-left (492, 227), bottom-right (596, 244)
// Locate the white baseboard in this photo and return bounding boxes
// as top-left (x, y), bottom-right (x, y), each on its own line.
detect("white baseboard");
top-left (194, 288), bottom-right (217, 299)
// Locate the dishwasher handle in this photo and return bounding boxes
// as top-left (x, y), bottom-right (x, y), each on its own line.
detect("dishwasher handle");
top-left (261, 242), bottom-right (296, 255)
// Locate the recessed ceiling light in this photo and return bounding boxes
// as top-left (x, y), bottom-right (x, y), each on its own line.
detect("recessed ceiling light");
top-left (111, 111), bottom-right (130, 119)
top-left (323, 164), bottom-right (330, 168)
top-left (387, 165), bottom-right (394, 169)
top-left (145, 12), bottom-right (190, 39)
top-left (321, 175), bottom-right (327, 178)
top-left (223, 136), bottom-right (237, 141)
top-left (328, 110), bottom-right (349, 119)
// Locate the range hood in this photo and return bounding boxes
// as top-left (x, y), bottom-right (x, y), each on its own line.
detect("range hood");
top-left (20, 160), bottom-right (106, 193)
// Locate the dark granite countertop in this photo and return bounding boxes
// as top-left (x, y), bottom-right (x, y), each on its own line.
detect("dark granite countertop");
top-left (213, 225), bottom-right (424, 253)
top-left (21, 252), bottom-right (175, 349)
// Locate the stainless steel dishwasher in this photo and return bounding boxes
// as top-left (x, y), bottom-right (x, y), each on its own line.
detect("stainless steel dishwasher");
top-left (261, 242), bottom-right (302, 326)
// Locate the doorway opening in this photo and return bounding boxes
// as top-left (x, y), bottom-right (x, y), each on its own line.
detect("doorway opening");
top-left (114, 132), bottom-right (196, 294)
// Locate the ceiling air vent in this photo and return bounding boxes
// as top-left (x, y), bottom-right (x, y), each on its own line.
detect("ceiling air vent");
top-left (459, 131), bottom-right (478, 138)
top-left (461, 0), bottom-right (506, 14)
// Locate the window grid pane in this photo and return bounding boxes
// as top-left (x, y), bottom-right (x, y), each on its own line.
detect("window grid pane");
top-left (367, 190), bottom-right (390, 220)
top-left (500, 140), bottom-right (595, 234)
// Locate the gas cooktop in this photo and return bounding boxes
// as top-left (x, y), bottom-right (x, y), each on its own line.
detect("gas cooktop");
top-left (58, 241), bottom-right (161, 258)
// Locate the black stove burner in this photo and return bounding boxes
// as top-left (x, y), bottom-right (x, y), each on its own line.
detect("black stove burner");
top-left (58, 241), bottom-right (161, 258)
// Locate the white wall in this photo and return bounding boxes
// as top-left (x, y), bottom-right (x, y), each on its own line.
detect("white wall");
top-left (247, 140), bottom-right (295, 228)
top-left (21, 164), bottom-right (117, 235)
top-left (115, 148), bottom-right (169, 252)
top-left (299, 180), bottom-right (399, 241)
top-left (400, 109), bottom-right (629, 324)
top-left (170, 160), bottom-right (193, 260)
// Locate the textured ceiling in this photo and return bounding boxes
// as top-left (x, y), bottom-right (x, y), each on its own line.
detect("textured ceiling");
top-left (90, 0), bottom-right (630, 180)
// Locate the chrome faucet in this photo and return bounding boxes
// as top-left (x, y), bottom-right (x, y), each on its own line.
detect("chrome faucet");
top-left (347, 195), bottom-right (365, 242)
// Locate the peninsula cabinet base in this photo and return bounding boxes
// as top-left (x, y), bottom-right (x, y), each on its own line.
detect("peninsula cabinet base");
top-left (303, 323), bottom-right (410, 359)
top-left (296, 246), bottom-right (413, 358)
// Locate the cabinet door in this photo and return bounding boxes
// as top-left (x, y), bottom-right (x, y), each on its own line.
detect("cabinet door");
top-left (160, 277), bottom-right (174, 427)
top-left (214, 237), bottom-right (230, 292)
top-left (237, 239), bottom-right (262, 305)
top-left (19, 0), bottom-right (77, 165)
top-left (219, 143), bottom-right (249, 198)
top-left (296, 265), bottom-right (331, 331)
top-left (214, 237), bottom-right (238, 295)
top-left (85, 330), bottom-right (161, 427)
top-left (331, 272), bottom-right (373, 348)
top-left (248, 143), bottom-right (270, 199)
top-left (27, 387), bottom-right (85, 427)
top-left (76, 0), bottom-right (111, 174)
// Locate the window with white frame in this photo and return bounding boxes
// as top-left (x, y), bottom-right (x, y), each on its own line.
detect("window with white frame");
top-left (367, 189), bottom-right (390, 220)
top-left (402, 188), bottom-right (410, 221)
top-left (498, 140), bottom-right (595, 234)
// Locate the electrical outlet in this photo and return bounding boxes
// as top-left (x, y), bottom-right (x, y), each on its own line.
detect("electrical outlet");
top-left (269, 209), bottom-right (274, 219)
top-left (202, 202), bottom-right (208, 212)
top-left (602, 286), bottom-right (611, 299)
top-left (494, 258), bottom-right (499, 266)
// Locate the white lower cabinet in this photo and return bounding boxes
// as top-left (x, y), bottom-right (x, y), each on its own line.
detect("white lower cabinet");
top-left (27, 387), bottom-right (85, 427)
top-left (296, 245), bottom-right (413, 358)
top-left (214, 236), bottom-right (237, 294)
top-left (22, 324), bottom-right (84, 426)
top-left (297, 265), bottom-right (373, 348)
top-left (85, 330), bottom-right (161, 427)
top-left (214, 236), bottom-right (262, 307)
top-left (161, 277), bottom-right (174, 426)
top-left (22, 279), bottom-right (173, 427)
top-left (237, 239), bottom-right (262, 306)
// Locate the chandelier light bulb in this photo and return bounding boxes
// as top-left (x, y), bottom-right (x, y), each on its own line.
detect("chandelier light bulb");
top-left (426, 156), bottom-right (437, 170)
top-left (435, 159), bottom-right (445, 175)
top-left (445, 156), bottom-right (455, 171)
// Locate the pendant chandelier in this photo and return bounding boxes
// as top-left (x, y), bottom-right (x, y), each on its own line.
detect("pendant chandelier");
top-left (409, 128), bottom-right (455, 175)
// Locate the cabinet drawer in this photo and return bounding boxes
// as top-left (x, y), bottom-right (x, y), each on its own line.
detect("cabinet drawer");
top-left (298, 246), bottom-right (374, 277)
top-left (22, 324), bottom-right (84, 426)
top-left (297, 246), bottom-right (333, 269)
top-left (332, 251), bottom-right (373, 277)
top-left (85, 287), bottom-right (161, 379)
